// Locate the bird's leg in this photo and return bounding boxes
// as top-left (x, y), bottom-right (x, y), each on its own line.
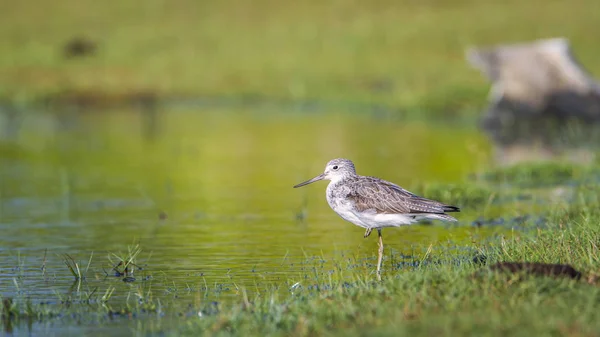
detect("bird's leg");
top-left (364, 227), bottom-right (372, 238)
top-left (376, 229), bottom-right (383, 281)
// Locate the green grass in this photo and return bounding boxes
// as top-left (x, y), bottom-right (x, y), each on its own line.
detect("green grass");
top-left (2, 164), bottom-right (600, 336)
top-left (3, 208), bottom-right (600, 336)
top-left (410, 181), bottom-right (495, 209)
top-left (479, 162), bottom-right (589, 187)
top-left (174, 208), bottom-right (600, 336)
top-left (1, 0), bottom-right (599, 112)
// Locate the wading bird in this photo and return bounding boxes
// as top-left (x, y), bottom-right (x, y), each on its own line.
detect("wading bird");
top-left (294, 158), bottom-right (460, 279)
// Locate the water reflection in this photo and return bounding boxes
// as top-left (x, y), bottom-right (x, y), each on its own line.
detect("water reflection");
top-left (0, 106), bottom-right (495, 305)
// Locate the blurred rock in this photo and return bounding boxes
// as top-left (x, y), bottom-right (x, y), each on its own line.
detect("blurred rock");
top-left (63, 37), bottom-right (97, 59)
top-left (466, 37), bottom-right (600, 165)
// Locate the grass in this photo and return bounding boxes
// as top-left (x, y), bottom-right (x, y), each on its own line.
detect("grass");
top-left (2, 215), bottom-right (600, 335)
top-left (108, 243), bottom-right (143, 280)
top-left (1, 0), bottom-right (599, 113)
top-left (410, 181), bottom-right (495, 209)
top-left (478, 162), bottom-right (591, 187)
top-left (2, 164), bottom-right (600, 336)
top-left (174, 209), bottom-right (600, 337)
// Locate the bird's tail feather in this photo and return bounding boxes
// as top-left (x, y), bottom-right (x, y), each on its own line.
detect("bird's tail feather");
top-left (443, 205), bottom-right (460, 213)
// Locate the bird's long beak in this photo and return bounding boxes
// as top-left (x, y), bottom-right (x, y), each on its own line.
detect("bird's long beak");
top-left (293, 173), bottom-right (325, 188)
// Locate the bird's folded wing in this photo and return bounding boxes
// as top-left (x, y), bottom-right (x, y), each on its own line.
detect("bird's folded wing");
top-left (345, 177), bottom-right (459, 215)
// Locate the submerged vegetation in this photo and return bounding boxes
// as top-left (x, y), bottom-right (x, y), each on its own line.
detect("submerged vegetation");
top-left (2, 162), bottom-right (600, 336)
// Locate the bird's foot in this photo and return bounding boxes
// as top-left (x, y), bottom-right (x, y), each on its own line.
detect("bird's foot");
top-left (364, 228), bottom-right (372, 238)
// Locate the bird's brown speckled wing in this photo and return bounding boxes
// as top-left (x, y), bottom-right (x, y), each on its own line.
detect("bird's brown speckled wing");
top-left (345, 177), bottom-right (460, 215)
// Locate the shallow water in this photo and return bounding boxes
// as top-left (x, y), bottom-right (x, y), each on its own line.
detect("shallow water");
top-left (0, 105), bottom-right (514, 334)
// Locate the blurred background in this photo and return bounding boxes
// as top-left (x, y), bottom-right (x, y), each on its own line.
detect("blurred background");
top-left (0, 0), bottom-right (599, 303)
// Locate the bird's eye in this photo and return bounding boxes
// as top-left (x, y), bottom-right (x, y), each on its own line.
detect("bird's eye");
top-left (333, 165), bottom-right (339, 170)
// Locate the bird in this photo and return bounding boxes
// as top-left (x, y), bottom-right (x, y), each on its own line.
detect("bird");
top-left (293, 158), bottom-right (460, 279)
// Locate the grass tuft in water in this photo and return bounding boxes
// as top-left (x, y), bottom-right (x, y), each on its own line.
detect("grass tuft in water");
top-left (62, 254), bottom-right (82, 280)
top-left (108, 243), bottom-right (143, 280)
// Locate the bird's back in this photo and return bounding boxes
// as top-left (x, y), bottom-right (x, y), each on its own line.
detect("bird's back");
top-left (336, 175), bottom-right (459, 217)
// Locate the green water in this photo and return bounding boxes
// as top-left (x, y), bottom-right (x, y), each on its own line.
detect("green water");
top-left (0, 106), bottom-right (500, 334)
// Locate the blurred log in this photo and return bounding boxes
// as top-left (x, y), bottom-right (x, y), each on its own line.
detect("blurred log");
top-left (488, 262), bottom-right (582, 280)
top-left (466, 37), bottom-right (600, 165)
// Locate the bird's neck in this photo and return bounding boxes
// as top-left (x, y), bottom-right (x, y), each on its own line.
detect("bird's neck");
top-left (328, 173), bottom-right (355, 186)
